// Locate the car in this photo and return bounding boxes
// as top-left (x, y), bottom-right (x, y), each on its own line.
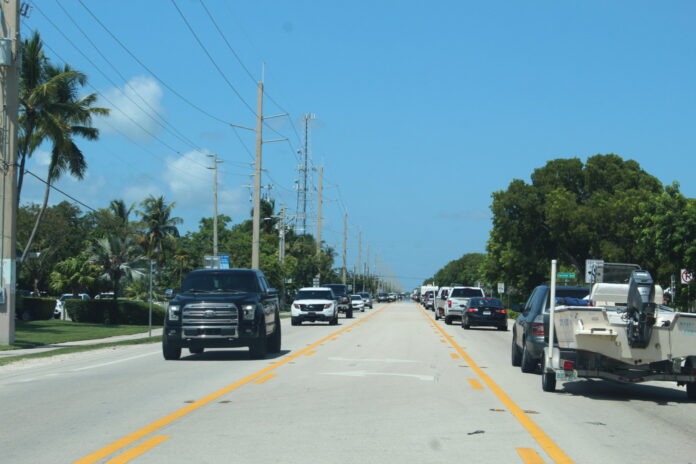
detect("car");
top-left (422, 290), bottom-right (435, 310)
top-left (324, 283), bottom-right (353, 318)
top-left (291, 287), bottom-right (338, 325)
top-left (350, 294), bottom-right (365, 312)
top-left (54, 293), bottom-right (90, 319)
top-left (461, 297), bottom-right (508, 330)
top-left (388, 292), bottom-right (397, 302)
top-left (511, 285), bottom-right (590, 373)
top-left (359, 292), bottom-right (373, 308)
top-left (436, 286), bottom-right (485, 323)
top-left (377, 292), bottom-right (389, 303)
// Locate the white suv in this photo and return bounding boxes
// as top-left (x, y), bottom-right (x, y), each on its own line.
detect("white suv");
top-left (439, 286), bottom-right (485, 325)
top-left (291, 287), bottom-right (339, 326)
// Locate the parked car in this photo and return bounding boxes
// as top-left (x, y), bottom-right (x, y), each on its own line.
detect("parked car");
top-left (350, 294), bottom-right (365, 312)
top-left (461, 297), bottom-right (507, 330)
top-left (422, 290), bottom-right (435, 310)
top-left (359, 292), bottom-right (373, 308)
top-left (54, 293), bottom-right (90, 319)
top-left (511, 285), bottom-right (590, 373)
top-left (291, 287), bottom-right (338, 326)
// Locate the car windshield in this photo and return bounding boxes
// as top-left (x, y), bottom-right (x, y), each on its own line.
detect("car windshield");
top-left (296, 290), bottom-right (333, 300)
top-left (182, 272), bottom-right (258, 293)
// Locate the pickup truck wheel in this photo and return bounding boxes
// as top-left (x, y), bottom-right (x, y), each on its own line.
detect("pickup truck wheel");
top-left (162, 337), bottom-right (181, 360)
top-left (330, 314), bottom-right (338, 325)
top-left (434, 311), bottom-right (440, 321)
top-left (445, 316), bottom-right (452, 325)
top-left (249, 320), bottom-right (268, 359)
top-left (511, 337), bottom-right (522, 366)
top-left (541, 356), bottom-right (557, 392)
top-left (346, 309), bottom-right (353, 319)
top-left (686, 382), bottom-right (696, 400)
top-left (267, 312), bottom-right (282, 354)
top-left (291, 317), bottom-right (299, 326)
top-left (520, 342), bottom-right (537, 373)
top-left (189, 347), bottom-right (204, 355)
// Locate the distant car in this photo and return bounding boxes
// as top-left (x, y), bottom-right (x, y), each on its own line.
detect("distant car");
top-left (422, 291), bottom-right (435, 310)
top-left (377, 292), bottom-right (389, 303)
top-left (291, 287), bottom-right (338, 326)
top-left (350, 294), bottom-right (365, 312)
top-left (388, 292), bottom-right (397, 302)
top-left (461, 297), bottom-right (508, 330)
top-left (359, 292), bottom-right (373, 308)
top-left (54, 293), bottom-right (90, 319)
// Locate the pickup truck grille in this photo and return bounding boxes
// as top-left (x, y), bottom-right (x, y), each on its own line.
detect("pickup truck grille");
top-left (182, 303), bottom-right (238, 324)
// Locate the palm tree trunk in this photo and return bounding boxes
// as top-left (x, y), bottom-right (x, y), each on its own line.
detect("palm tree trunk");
top-left (21, 177), bottom-right (52, 262)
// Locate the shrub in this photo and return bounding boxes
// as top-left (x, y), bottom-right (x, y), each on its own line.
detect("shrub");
top-left (18, 297), bottom-right (55, 321)
top-left (67, 299), bottom-right (164, 325)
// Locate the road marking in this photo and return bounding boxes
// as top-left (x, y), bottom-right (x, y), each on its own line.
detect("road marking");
top-left (72, 351), bottom-right (160, 371)
top-left (328, 357), bottom-right (418, 364)
top-left (450, 353), bottom-right (460, 360)
top-left (104, 436), bottom-right (169, 464)
top-left (253, 373), bottom-right (277, 385)
top-left (422, 307), bottom-right (574, 464)
top-left (517, 448), bottom-right (545, 463)
top-left (324, 370), bottom-right (434, 381)
top-left (75, 307), bottom-right (387, 464)
top-left (304, 350), bottom-right (317, 357)
top-left (468, 378), bottom-right (484, 390)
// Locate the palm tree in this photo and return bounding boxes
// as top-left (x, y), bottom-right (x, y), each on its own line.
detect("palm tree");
top-left (87, 236), bottom-right (146, 313)
top-left (49, 255), bottom-right (96, 296)
top-left (137, 196), bottom-right (182, 267)
top-left (19, 34), bottom-right (109, 262)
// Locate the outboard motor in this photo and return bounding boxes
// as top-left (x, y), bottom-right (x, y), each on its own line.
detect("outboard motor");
top-left (626, 270), bottom-right (657, 348)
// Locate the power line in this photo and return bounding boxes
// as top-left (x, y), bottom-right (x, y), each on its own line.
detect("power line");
top-left (24, 170), bottom-right (97, 212)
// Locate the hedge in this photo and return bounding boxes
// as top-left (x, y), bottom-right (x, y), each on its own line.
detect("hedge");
top-left (17, 297), bottom-right (55, 321)
top-left (66, 299), bottom-right (165, 325)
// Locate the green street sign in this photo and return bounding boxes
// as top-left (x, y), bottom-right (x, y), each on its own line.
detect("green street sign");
top-left (558, 272), bottom-right (575, 279)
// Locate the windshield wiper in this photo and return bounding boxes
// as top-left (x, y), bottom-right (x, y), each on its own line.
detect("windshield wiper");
top-left (183, 288), bottom-right (215, 294)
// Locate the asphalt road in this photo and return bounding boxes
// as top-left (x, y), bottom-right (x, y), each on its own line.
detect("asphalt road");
top-left (1, 300), bottom-right (695, 463)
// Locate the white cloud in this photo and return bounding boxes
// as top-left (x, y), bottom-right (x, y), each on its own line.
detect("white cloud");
top-left (32, 150), bottom-right (51, 167)
top-left (97, 76), bottom-right (164, 140)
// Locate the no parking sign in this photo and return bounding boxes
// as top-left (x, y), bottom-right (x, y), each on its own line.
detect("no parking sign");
top-left (682, 269), bottom-right (694, 284)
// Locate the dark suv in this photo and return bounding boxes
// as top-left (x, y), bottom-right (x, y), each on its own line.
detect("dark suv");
top-left (511, 285), bottom-right (589, 373)
top-left (323, 283), bottom-right (353, 318)
top-left (162, 268), bottom-right (281, 360)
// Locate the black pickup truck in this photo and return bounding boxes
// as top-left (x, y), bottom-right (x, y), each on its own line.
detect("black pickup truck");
top-left (162, 268), bottom-right (281, 360)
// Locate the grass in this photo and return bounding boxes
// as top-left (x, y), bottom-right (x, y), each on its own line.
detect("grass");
top-left (0, 320), bottom-right (156, 350)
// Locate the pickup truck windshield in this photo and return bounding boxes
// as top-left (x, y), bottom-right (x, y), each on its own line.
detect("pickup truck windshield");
top-left (182, 272), bottom-right (259, 293)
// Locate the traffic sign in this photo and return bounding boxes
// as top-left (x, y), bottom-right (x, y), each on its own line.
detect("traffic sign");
top-left (558, 272), bottom-right (575, 279)
top-left (681, 269), bottom-right (694, 284)
top-left (497, 282), bottom-right (505, 294)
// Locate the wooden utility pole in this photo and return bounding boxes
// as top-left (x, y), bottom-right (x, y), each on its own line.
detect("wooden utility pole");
top-left (0, 0), bottom-right (19, 345)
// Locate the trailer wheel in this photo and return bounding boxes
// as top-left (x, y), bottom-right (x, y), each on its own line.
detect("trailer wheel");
top-left (687, 382), bottom-right (696, 401)
top-left (541, 357), bottom-right (556, 392)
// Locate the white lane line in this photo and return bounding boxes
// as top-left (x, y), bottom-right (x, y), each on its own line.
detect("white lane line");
top-left (72, 351), bottom-right (160, 371)
top-left (328, 357), bottom-right (419, 363)
top-left (324, 371), bottom-right (434, 381)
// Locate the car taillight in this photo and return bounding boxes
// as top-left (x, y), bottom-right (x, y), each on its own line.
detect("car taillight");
top-left (447, 300), bottom-right (452, 307)
top-left (562, 360), bottom-right (574, 371)
top-left (531, 322), bottom-right (545, 337)
top-left (498, 309), bottom-right (507, 314)
top-left (467, 307), bottom-right (476, 313)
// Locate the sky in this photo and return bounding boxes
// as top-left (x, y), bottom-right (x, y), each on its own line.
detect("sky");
top-left (20, 1), bottom-right (696, 291)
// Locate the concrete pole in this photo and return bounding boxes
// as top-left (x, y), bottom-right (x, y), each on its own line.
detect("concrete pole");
top-left (0, 0), bottom-right (19, 345)
top-left (251, 82), bottom-right (263, 269)
top-left (342, 213), bottom-right (347, 285)
top-left (207, 153), bottom-right (221, 259)
top-left (357, 231), bottom-right (362, 291)
top-left (316, 167), bottom-right (323, 256)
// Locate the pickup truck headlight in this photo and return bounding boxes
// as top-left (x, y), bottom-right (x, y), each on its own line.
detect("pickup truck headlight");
top-left (242, 304), bottom-right (255, 320)
top-left (167, 304), bottom-right (180, 321)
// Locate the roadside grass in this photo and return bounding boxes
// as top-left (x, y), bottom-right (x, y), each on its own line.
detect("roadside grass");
top-left (0, 320), bottom-right (157, 350)
top-left (0, 336), bottom-right (162, 367)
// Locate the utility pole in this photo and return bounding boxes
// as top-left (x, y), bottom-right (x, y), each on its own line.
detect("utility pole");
top-left (342, 213), bottom-right (347, 285)
top-left (251, 82), bottom-right (263, 269)
top-left (0, 0), bottom-right (19, 345)
top-left (207, 153), bottom-right (222, 259)
top-left (316, 166), bottom-right (323, 255)
top-left (278, 207), bottom-right (286, 262)
top-left (295, 113), bottom-right (314, 235)
top-left (357, 231), bottom-right (362, 291)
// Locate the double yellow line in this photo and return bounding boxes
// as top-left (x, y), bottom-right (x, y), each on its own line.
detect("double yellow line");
top-left (76, 306), bottom-right (387, 464)
top-left (422, 306), bottom-right (574, 464)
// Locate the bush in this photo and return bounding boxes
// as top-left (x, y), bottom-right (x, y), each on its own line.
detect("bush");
top-left (18, 297), bottom-right (55, 321)
top-left (67, 299), bottom-right (165, 325)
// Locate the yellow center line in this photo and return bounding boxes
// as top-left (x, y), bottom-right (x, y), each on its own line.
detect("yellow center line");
top-left (253, 373), bottom-right (277, 385)
top-left (75, 306), bottom-right (388, 464)
top-left (517, 448), bottom-right (546, 464)
top-left (104, 436), bottom-right (169, 464)
top-left (468, 378), bottom-right (484, 390)
top-left (422, 307), bottom-right (574, 464)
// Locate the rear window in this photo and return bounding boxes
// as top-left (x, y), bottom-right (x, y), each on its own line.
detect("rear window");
top-left (450, 288), bottom-right (484, 298)
top-left (296, 290), bottom-right (333, 300)
top-left (469, 297), bottom-right (503, 308)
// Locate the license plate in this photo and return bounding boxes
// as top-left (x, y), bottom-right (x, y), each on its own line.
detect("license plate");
top-left (556, 370), bottom-right (577, 381)
top-left (483, 310), bottom-right (491, 315)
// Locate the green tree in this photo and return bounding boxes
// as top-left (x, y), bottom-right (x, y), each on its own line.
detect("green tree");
top-left (87, 236), bottom-right (146, 311)
top-left (20, 47), bottom-right (109, 261)
top-left (430, 253), bottom-right (485, 287)
top-left (49, 254), bottom-right (97, 296)
top-left (136, 195), bottom-right (182, 266)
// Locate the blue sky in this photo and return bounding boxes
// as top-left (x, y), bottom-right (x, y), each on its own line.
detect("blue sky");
top-left (23, 1), bottom-right (696, 291)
